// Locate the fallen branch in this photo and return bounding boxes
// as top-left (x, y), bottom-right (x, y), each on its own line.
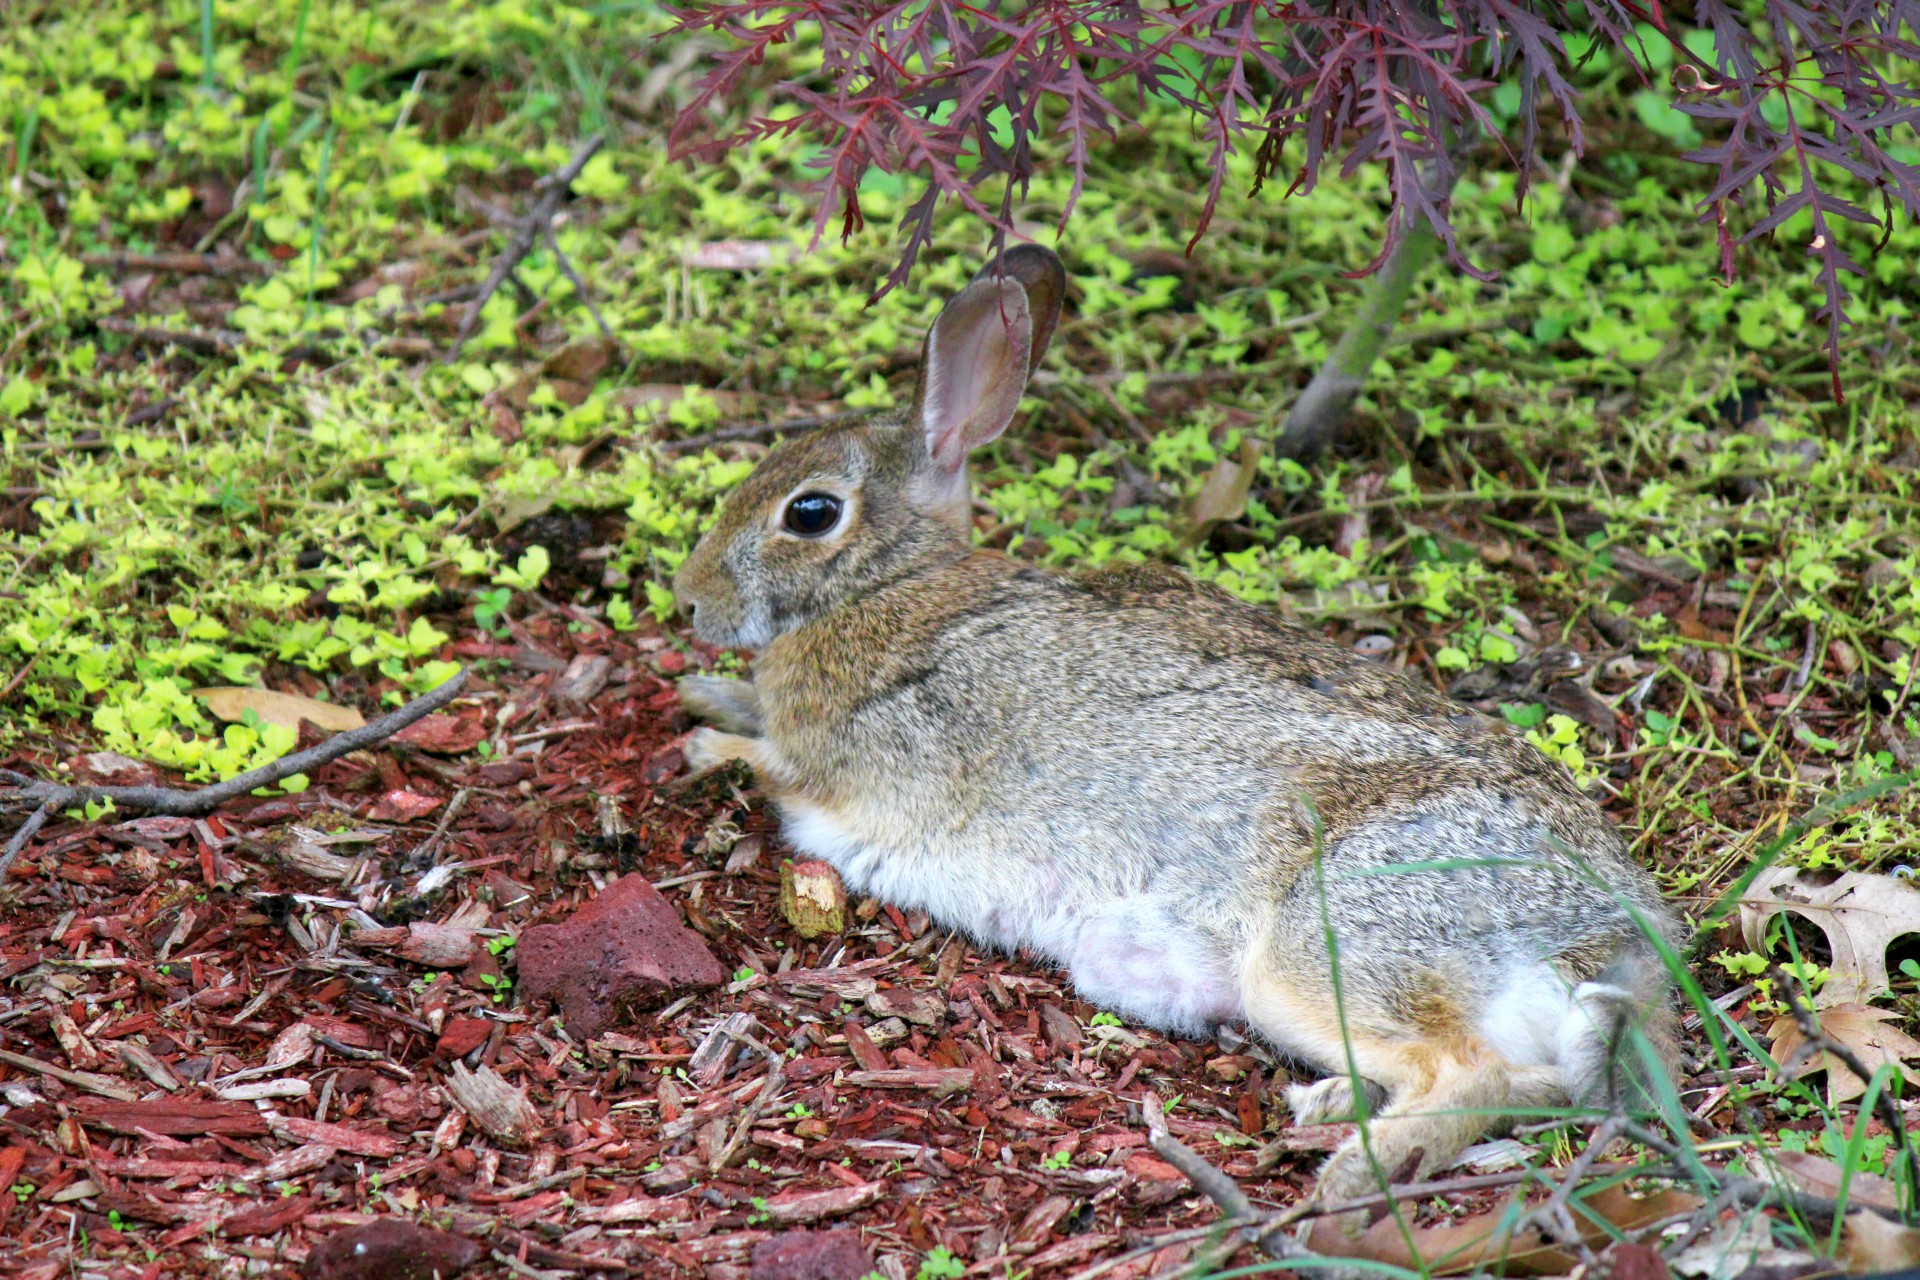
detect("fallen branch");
top-left (1140, 1091), bottom-right (1320, 1266)
top-left (448, 135), bottom-right (610, 362)
top-left (0, 670), bottom-right (469, 877)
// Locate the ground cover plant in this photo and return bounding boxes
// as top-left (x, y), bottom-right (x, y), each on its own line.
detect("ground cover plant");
top-left (1, 1), bottom-right (1919, 1277)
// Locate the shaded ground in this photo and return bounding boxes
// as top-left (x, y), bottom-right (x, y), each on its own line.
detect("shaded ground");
top-left (1, 611), bottom-right (1348, 1279)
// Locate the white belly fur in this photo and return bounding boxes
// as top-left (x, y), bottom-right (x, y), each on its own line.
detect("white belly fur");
top-left (779, 797), bottom-right (1243, 1035)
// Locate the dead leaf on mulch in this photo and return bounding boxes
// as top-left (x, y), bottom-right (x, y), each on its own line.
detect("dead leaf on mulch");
top-left (1768, 1150), bottom-right (1902, 1211)
top-left (1765, 1002), bottom-right (1920, 1103)
top-left (1741, 867), bottom-right (1920, 1007)
top-left (1840, 1208), bottom-right (1920, 1271)
top-left (1177, 436), bottom-right (1262, 552)
top-left (192, 685), bottom-right (365, 733)
top-left (1304, 1182), bottom-right (1703, 1276)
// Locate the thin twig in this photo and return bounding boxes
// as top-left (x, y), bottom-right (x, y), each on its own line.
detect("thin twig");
top-left (448, 135), bottom-right (606, 362)
top-left (542, 222), bottom-right (616, 345)
top-left (655, 408), bottom-right (878, 453)
top-left (0, 670), bottom-right (469, 864)
top-left (98, 317), bottom-right (244, 354)
top-left (1520, 1114), bottom-right (1624, 1267)
top-left (82, 251), bottom-right (272, 277)
top-left (0, 802), bottom-right (55, 882)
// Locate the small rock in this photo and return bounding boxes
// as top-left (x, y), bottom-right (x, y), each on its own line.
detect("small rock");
top-left (749, 1228), bottom-right (875, 1280)
top-left (653, 649), bottom-right (687, 676)
top-left (782, 860), bottom-right (847, 938)
top-left (303, 1220), bottom-right (483, 1280)
top-left (518, 872), bottom-right (725, 1038)
top-left (470, 759), bottom-right (533, 786)
top-left (553, 653), bottom-right (613, 707)
top-left (865, 988), bottom-right (947, 1028)
top-left (367, 789), bottom-right (442, 822)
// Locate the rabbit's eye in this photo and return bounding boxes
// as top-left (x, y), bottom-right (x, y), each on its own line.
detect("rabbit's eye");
top-left (783, 492), bottom-right (843, 537)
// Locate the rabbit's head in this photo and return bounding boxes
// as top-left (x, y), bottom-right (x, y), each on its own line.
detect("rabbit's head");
top-left (673, 246), bottom-right (1066, 650)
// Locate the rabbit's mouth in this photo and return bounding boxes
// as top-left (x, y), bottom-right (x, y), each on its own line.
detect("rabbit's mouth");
top-left (689, 601), bottom-right (776, 653)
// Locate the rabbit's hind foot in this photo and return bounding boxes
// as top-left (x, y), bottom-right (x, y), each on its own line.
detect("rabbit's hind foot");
top-left (1285, 1076), bottom-right (1384, 1126)
top-left (1309, 1038), bottom-right (1513, 1229)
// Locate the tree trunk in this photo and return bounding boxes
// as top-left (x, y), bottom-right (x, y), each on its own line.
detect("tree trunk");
top-left (1276, 222), bottom-right (1440, 461)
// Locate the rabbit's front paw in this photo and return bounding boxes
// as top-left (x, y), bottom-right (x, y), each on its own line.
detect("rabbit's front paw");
top-left (678, 675), bottom-right (763, 735)
top-left (685, 728), bottom-right (762, 773)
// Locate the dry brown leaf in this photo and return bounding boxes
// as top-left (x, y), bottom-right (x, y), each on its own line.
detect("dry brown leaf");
top-left (1741, 867), bottom-right (1920, 1007)
top-left (1840, 1208), bottom-right (1920, 1272)
top-left (1768, 1150), bottom-right (1902, 1212)
top-left (1176, 437), bottom-right (1262, 551)
top-left (192, 686), bottom-right (364, 733)
top-left (1766, 1002), bottom-right (1920, 1104)
top-left (1304, 1183), bottom-right (1702, 1276)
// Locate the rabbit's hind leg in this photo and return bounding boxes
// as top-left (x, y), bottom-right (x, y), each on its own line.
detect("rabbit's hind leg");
top-left (1240, 952), bottom-right (1510, 1220)
top-left (1308, 1037), bottom-right (1513, 1208)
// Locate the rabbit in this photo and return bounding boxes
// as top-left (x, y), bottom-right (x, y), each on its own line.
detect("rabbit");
top-left (671, 244), bottom-right (1681, 1211)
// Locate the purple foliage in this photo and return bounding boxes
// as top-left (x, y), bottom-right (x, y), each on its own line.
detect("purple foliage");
top-left (668, 1), bottom-right (1920, 397)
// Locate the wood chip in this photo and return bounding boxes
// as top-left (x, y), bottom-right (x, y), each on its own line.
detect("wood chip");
top-left (0, 1048), bottom-right (138, 1101)
top-left (761, 1180), bottom-right (886, 1224)
top-left (443, 1061), bottom-right (539, 1147)
top-left (841, 1068), bottom-right (973, 1096)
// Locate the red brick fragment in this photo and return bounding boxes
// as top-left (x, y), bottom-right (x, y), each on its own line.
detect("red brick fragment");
top-left (517, 872), bottom-right (725, 1038)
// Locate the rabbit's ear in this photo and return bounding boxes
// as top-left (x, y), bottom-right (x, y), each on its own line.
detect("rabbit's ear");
top-left (969, 245), bottom-right (1065, 380)
top-left (917, 276), bottom-right (1033, 473)
top-left (917, 245), bottom-right (1066, 477)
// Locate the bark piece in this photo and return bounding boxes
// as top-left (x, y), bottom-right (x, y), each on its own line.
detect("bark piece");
top-left (443, 1062), bottom-right (539, 1148)
top-left (518, 872), bottom-right (725, 1037)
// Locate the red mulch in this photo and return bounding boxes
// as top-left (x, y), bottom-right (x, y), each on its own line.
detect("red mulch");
top-left (0, 613), bottom-right (1311, 1279)
top-left (0, 611), bottom-right (1716, 1280)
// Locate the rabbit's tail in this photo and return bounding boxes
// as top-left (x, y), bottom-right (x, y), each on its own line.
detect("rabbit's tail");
top-left (1555, 945), bottom-right (1677, 1113)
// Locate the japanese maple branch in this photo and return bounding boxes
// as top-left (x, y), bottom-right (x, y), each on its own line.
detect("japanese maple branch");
top-left (0, 669), bottom-right (470, 876)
